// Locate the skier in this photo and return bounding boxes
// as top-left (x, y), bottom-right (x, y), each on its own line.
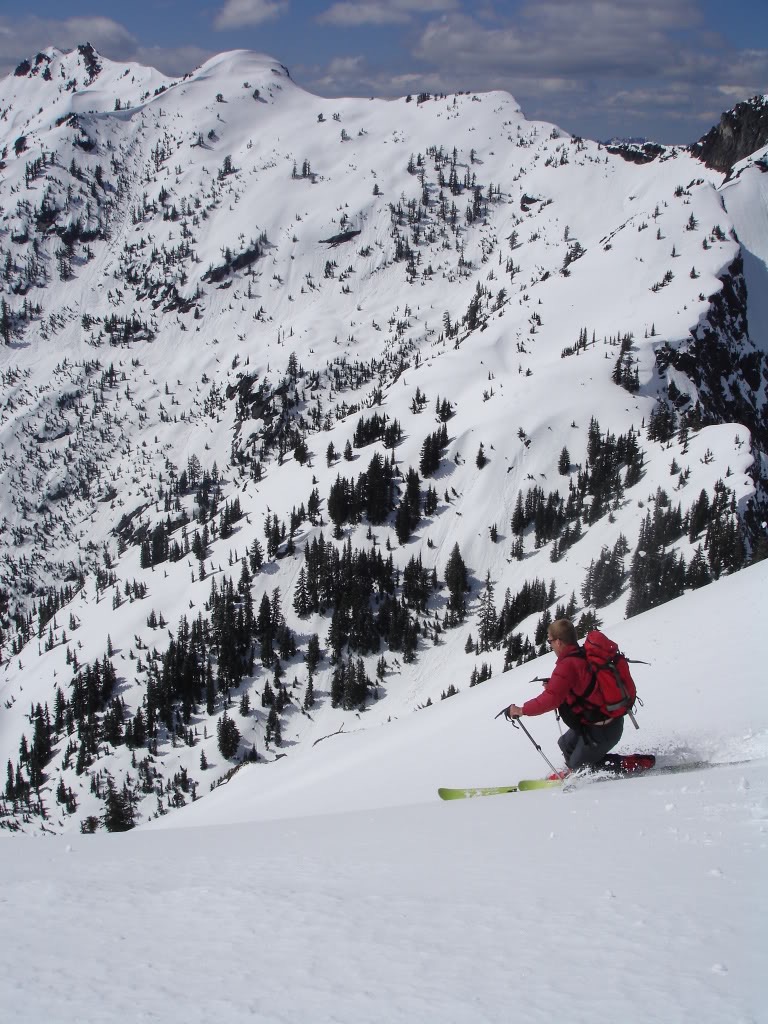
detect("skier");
top-left (505, 618), bottom-right (623, 774)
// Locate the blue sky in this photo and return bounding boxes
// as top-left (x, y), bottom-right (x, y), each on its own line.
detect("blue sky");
top-left (1, 0), bottom-right (766, 143)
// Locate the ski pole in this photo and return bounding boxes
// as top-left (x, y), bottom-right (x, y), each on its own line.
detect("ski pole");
top-left (496, 707), bottom-right (560, 776)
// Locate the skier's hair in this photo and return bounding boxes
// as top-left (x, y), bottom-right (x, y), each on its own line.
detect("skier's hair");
top-left (548, 618), bottom-right (578, 646)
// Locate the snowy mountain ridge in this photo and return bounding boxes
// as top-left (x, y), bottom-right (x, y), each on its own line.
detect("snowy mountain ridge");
top-left (0, 45), bottom-right (766, 835)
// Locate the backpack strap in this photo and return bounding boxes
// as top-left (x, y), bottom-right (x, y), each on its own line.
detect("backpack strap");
top-left (562, 647), bottom-right (587, 663)
top-left (601, 661), bottom-right (631, 712)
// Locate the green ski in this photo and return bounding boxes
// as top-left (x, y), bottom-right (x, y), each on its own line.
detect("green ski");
top-left (438, 755), bottom-right (668, 800)
top-left (438, 785), bottom-right (518, 800)
top-left (438, 778), bottom-right (565, 799)
top-left (517, 778), bottom-right (564, 790)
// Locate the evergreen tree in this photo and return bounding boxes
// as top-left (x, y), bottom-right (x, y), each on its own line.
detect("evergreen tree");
top-left (419, 425), bottom-right (448, 477)
top-left (216, 711), bottom-right (240, 759)
top-left (647, 400), bottom-right (676, 443)
top-left (444, 543), bottom-right (469, 618)
top-left (103, 780), bottom-right (135, 832)
top-left (687, 489), bottom-right (711, 541)
top-left (327, 474), bottom-right (348, 537)
top-left (256, 592), bottom-right (275, 665)
top-left (477, 572), bottom-right (497, 652)
top-left (330, 664), bottom-right (345, 708)
top-left (423, 485), bottom-right (439, 516)
top-left (511, 492), bottom-right (525, 536)
top-left (365, 452), bottom-right (390, 524)
top-left (306, 633), bottom-right (321, 676)
top-left (263, 705), bottom-right (280, 745)
top-left (685, 545), bottom-right (711, 590)
top-left (205, 667), bottom-right (216, 716)
top-left (581, 538), bottom-right (627, 607)
top-left (394, 500), bottom-right (412, 545)
top-left (293, 565), bottom-right (310, 616)
top-left (404, 467), bottom-right (421, 529)
top-left (303, 676), bottom-right (315, 709)
top-left (249, 538), bottom-right (264, 573)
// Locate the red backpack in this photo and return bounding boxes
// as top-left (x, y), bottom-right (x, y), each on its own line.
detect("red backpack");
top-left (571, 630), bottom-right (639, 728)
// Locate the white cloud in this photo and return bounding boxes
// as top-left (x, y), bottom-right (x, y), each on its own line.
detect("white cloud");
top-left (317, 4), bottom-right (410, 27)
top-left (410, 0), bottom-right (767, 93)
top-left (312, 55), bottom-right (373, 92)
top-left (214, 0), bottom-right (290, 31)
top-left (327, 55), bottom-right (366, 76)
top-left (717, 84), bottom-right (755, 99)
top-left (134, 44), bottom-right (213, 79)
top-left (413, 10), bottom-right (679, 79)
top-left (58, 15), bottom-right (139, 49)
top-left (317, 0), bottom-right (458, 28)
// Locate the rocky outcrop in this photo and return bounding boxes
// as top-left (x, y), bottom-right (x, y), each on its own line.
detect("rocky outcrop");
top-left (692, 95), bottom-right (768, 174)
top-left (655, 254), bottom-right (767, 448)
top-left (655, 252), bottom-right (768, 553)
top-left (605, 141), bottom-right (664, 164)
top-left (77, 43), bottom-right (102, 85)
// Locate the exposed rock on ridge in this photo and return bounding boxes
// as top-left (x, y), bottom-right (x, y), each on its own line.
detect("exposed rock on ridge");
top-left (692, 95), bottom-right (768, 173)
top-left (655, 254), bottom-right (767, 449)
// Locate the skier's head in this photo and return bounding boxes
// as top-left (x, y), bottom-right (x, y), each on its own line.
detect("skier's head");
top-left (548, 618), bottom-right (578, 648)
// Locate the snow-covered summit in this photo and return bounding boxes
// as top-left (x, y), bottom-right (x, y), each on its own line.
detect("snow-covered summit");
top-left (1, 43), bottom-right (174, 136)
top-left (189, 49), bottom-right (292, 83)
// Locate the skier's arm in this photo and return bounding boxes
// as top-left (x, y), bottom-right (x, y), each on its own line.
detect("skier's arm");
top-left (516, 663), bottom-right (573, 717)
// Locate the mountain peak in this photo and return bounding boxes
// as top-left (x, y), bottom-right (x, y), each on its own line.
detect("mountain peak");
top-left (192, 50), bottom-right (291, 80)
top-left (13, 48), bottom-right (58, 79)
top-left (692, 94), bottom-right (768, 173)
top-left (14, 43), bottom-right (102, 81)
top-left (2, 44), bottom-right (174, 135)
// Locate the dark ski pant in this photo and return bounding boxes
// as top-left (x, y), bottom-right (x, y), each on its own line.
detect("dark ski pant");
top-left (558, 717), bottom-right (624, 771)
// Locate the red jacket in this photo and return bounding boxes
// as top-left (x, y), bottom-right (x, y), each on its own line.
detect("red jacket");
top-left (521, 643), bottom-right (593, 717)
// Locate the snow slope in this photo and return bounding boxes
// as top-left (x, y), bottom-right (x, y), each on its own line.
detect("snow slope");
top-left (0, 47), bottom-right (765, 838)
top-left (153, 558), bottom-right (768, 826)
top-left (0, 560), bottom-right (765, 1024)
